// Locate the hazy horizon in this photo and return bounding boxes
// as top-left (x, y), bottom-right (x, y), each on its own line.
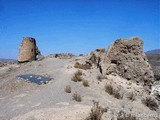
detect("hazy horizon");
top-left (0, 0), bottom-right (159, 59)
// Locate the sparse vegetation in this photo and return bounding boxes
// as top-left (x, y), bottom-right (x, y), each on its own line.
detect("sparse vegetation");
top-left (82, 80), bottom-right (89, 87)
top-left (117, 110), bottom-right (137, 120)
top-left (65, 85), bottom-right (71, 93)
top-left (141, 97), bottom-right (159, 111)
top-left (96, 75), bottom-right (105, 81)
top-left (105, 84), bottom-right (123, 99)
top-left (133, 36), bottom-right (139, 40)
top-left (154, 75), bottom-right (160, 81)
top-left (113, 89), bottom-right (123, 99)
top-left (105, 84), bottom-right (114, 95)
top-left (72, 70), bottom-right (83, 82)
top-left (127, 92), bottom-right (136, 101)
top-left (74, 62), bottom-right (91, 70)
top-left (76, 69), bottom-right (83, 76)
top-left (85, 101), bottom-right (107, 120)
top-left (72, 92), bottom-right (82, 102)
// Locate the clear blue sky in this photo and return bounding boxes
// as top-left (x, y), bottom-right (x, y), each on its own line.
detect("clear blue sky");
top-left (0, 0), bottom-right (159, 59)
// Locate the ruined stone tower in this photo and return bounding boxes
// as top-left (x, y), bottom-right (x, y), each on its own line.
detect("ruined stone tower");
top-left (18, 37), bottom-right (41, 63)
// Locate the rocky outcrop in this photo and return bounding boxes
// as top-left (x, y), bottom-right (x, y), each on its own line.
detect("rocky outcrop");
top-left (18, 37), bottom-right (41, 63)
top-left (101, 37), bottom-right (154, 88)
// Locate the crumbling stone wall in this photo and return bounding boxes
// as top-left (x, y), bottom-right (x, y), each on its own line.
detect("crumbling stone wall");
top-left (87, 48), bottom-right (105, 67)
top-left (18, 37), bottom-right (41, 63)
top-left (101, 37), bottom-right (154, 88)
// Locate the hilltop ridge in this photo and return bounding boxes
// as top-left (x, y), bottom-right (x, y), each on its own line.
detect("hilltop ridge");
top-left (0, 37), bottom-right (159, 120)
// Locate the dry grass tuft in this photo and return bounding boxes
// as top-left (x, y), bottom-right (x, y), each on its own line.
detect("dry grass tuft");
top-left (127, 92), bottom-right (136, 101)
top-left (65, 85), bottom-right (71, 93)
top-left (72, 70), bottom-right (83, 82)
top-left (72, 92), bottom-right (82, 102)
top-left (141, 97), bottom-right (159, 111)
top-left (113, 89), bottom-right (123, 99)
top-left (85, 101), bottom-right (107, 120)
top-left (117, 110), bottom-right (137, 120)
top-left (105, 84), bottom-right (114, 95)
top-left (82, 80), bottom-right (89, 87)
top-left (76, 69), bottom-right (83, 75)
top-left (105, 84), bottom-right (123, 99)
top-left (96, 75), bottom-right (105, 81)
top-left (154, 75), bottom-right (160, 81)
top-left (74, 62), bottom-right (91, 70)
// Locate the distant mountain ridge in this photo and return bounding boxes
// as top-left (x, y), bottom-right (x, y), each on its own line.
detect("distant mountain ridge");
top-left (0, 49), bottom-right (159, 63)
top-left (145, 49), bottom-right (160, 77)
top-left (0, 58), bottom-right (17, 63)
top-left (146, 49), bottom-right (160, 54)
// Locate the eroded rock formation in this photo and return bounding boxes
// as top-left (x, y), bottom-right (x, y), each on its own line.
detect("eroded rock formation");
top-left (18, 37), bottom-right (41, 63)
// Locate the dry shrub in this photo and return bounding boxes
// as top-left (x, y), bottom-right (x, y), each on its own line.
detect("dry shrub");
top-left (76, 69), bottom-right (83, 76)
top-left (85, 101), bottom-right (107, 120)
top-left (133, 36), bottom-right (140, 40)
top-left (105, 84), bottom-right (114, 95)
top-left (105, 84), bottom-right (123, 99)
top-left (117, 110), bottom-right (137, 120)
top-left (72, 92), bottom-right (82, 102)
top-left (141, 97), bottom-right (159, 111)
top-left (113, 89), bottom-right (123, 99)
top-left (96, 75), bottom-right (105, 81)
top-left (127, 92), bottom-right (136, 101)
top-left (74, 62), bottom-right (91, 70)
top-left (82, 80), bottom-right (89, 87)
top-left (72, 70), bottom-right (83, 82)
top-left (65, 85), bottom-right (71, 93)
top-left (154, 75), bottom-right (160, 81)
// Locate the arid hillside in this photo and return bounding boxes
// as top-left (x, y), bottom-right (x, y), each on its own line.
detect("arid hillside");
top-left (0, 37), bottom-right (159, 120)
